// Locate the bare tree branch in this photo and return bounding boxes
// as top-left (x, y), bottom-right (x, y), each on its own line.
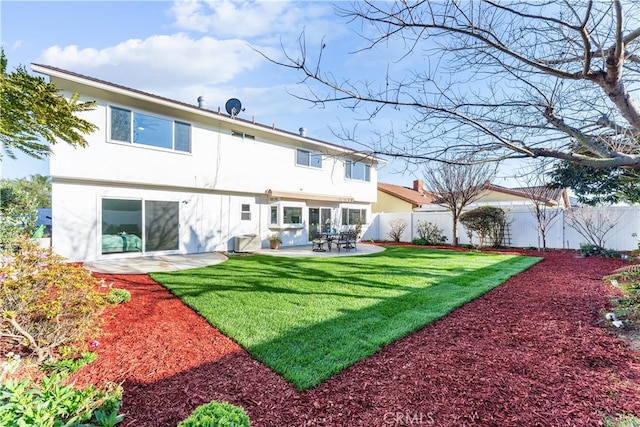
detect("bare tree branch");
top-left (259, 0), bottom-right (640, 170)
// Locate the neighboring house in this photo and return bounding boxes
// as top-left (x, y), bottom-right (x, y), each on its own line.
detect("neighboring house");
top-left (417, 181), bottom-right (571, 211)
top-left (471, 183), bottom-right (571, 208)
top-left (32, 64), bottom-right (383, 263)
top-left (373, 180), bottom-right (435, 212)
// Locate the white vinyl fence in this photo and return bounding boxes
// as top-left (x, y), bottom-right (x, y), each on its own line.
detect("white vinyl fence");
top-left (361, 206), bottom-right (640, 251)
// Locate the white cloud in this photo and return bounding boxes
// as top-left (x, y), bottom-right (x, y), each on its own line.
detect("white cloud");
top-left (170, 0), bottom-right (344, 44)
top-left (171, 0), bottom-right (302, 38)
top-left (37, 33), bottom-right (280, 93)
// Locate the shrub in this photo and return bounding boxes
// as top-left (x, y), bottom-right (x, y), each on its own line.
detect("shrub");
top-left (579, 243), bottom-right (620, 258)
top-left (414, 220), bottom-right (447, 245)
top-left (178, 401), bottom-right (251, 427)
top-left (42, 351), bottom-right (98, 375)
top-left (106, 288), bottom-right (131, 304)
top-left (459, 206), bottom-right (507, 248)
top-left (0, 373), bottom-right (123, 427)
top-left (387, 218), bottom-right (408, 242)
top-left (0, 240), bottom-right (109, 363)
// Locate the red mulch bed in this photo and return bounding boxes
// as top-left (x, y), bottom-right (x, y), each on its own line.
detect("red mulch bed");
top-left (68, 247), bottom-right (640, 426)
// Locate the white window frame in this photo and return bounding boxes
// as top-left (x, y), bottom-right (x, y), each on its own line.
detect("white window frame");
top-left (241, 204), bottom-right (251, 221)
top-left (345, 160), bottom-right (371, 182)
top-left (296, 148), bottom-right (323, 169)
top-left (341, 207), bottom-right (367, 226)
top-left (107, 104), bottom-right (192, 153)
top-left (269, 201), bottom-right (305, 229)
top-left (231, 130), bottom-right (255, 139)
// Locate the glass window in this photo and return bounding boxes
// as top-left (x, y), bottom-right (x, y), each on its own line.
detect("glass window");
top-left (110, 107), bottom-right (131, 142)
top-left (345, 161), bottom-right (371, 182)
top-left (270, 205), bottom-right (278, 224)
top-left (145, 200), bottom-right (179, 251)
top-left (175, 121), bottom-right (191, 152)
top-left (297, 149), bottom-right (310, 166)
top-left (241, 204), bottom-right (251, 221)
top-left (231, 130), bottom-right (255, 139)
top-left (311, 153), bottom-right (322, 168)
top-left (341, 208), bottom-right (367, 226)
top-left (101, 198), bottom-right (142, 254)
top-left (283, 206), bottom-right (302, 224)
top-left (133, 112), bottom-right (172, 149)
top-left (109, 106), bottom-right (191, 153)
top-left (296, 149), bottom-right (322, 168)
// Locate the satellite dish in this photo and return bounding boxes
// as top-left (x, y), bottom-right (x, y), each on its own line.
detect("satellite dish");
top-left (225, 98), bottom-right (243, 117)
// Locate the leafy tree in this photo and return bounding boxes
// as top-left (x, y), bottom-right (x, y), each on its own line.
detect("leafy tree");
top-left (459, 206), bottom-right (507, 248)
top-left (549, 161), bottom-right (640, 205)
top-left (271, 1), bottom-right (640, 170)
top-left (423, 161), bottom-right (496, 246)
top-left (0, 184), bottom-right (38, 247)
top-left (0, 49), bottom-right (97, 160)
top-left (2, 174), bottom-right (51, 208)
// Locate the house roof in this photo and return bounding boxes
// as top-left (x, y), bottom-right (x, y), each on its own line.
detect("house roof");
top-left (484, 183), bottom-right (567, 206)
top-left (423, 180), bottom-right (569, 208)
top-left (31, 63), bottom-right (385, 164)
top-left (378, 182), bottom-right (435, 206)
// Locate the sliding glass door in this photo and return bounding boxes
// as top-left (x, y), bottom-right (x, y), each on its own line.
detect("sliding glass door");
top-left (145, 200), bottom-right (179, 251)
top-left (308, 207), bottom-right (332, 240)
top-left (101, 198), bottom-right (179, 255)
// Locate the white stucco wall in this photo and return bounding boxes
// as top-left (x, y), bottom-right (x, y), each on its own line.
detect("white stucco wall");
top-left (49, 95), bottom-right (378, 203)
top-left (39, 69), bottom-right (379, 262)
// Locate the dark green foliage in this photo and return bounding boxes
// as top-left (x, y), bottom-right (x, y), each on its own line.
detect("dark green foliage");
top-left (579, 243), bottom-right (620, 258)
top-left (0, 184), bottom-right (38, 246)
top-left (549, 161), bottom-right (640, 205)
top-left (178, 401), bottom-right (250, 427)
top-left (459, 206), bottom-right (507, 248)
top-left (1, 174), bottom-right (51, 208)
top-left (0, 373), bottom-right (123, 426)
top-left (1, 49), bottom-right (97, 160)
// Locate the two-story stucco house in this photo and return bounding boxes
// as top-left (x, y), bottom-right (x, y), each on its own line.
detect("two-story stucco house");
top-left (32, 64), bottom-right (382, 263)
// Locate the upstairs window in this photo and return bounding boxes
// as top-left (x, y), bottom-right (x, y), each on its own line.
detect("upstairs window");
top-left (345, 160), bottom-right (371, 182)
top-left (296, 149), bottom-right (322, 168)
top-left (109, 106), bottom-right (191, 153)
top-left (231, 130), bottom-right (255, 139)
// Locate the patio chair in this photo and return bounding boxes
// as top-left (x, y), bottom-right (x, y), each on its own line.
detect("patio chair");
top-left (311, 232), bottom-right (328, 252)
top-left (335, 231), bottom-right (356, 252)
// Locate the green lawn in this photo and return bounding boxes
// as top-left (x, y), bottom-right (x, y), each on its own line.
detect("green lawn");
top-left (151, 246), bottom-right (541, 390)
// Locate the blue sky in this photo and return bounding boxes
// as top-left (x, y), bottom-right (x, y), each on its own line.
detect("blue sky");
top-left (1, 0), bottom-right (521, 186)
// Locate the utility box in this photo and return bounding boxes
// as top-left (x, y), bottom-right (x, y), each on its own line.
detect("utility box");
top-left (234, 234), bottom-right (261, 252)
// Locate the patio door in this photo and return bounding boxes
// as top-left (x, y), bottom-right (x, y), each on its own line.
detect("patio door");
top-left (144, 200), bottom-right (179, 252)
top-left (101, 198), bottom-right (179, 255)
top-left (308, 207), bottom-right (332, 240)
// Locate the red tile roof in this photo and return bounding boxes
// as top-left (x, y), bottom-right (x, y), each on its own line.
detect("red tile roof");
top-left (378, 182), bottom-right (435, 206)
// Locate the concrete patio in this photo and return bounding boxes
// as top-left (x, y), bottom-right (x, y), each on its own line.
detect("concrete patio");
top-left (84, 243), bottom-right (385, 274)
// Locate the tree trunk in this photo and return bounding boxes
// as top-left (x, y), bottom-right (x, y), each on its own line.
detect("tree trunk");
top-left (452, 215), bottom-right (459, 246)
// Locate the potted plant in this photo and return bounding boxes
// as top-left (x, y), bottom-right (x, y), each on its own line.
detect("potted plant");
top-left (268, 233), bottom-right (282, 249)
